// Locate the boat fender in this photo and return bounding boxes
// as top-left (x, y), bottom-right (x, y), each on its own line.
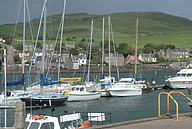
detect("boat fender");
top-left (65, 91), bottom-right (70, 96)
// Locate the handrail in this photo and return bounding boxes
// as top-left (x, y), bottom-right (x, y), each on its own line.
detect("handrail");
top-left (158, 91), bottom-right (192, 121)
top-left (158, 92), bottom-right (179, 120)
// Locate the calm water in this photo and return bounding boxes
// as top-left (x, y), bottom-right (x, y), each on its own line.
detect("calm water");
top-left (1, 70), bottom-right (192, 126)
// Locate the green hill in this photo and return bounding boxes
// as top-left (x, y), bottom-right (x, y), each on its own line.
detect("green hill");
top-left (1, 12), bottom-right (192, 48)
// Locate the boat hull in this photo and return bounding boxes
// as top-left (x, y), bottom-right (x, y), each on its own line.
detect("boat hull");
top-left (167, 80), bottom-right (192, 89)
top-left (21, 95), bottom-right (68, 107)
top-left (100, 90), bottom-right (111, 97)
top-left (108, 88), bottom-right (142, 97)
top-left (68, 92), bottom-right (101, 102)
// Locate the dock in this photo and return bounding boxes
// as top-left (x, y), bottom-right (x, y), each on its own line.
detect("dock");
top-left (88, 113), bottom-right (192, 129)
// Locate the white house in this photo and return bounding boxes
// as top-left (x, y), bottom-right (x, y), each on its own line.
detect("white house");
top-left (138, 54), bottom-right (157, 62)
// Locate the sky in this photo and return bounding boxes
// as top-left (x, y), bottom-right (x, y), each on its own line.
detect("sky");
top-left (0, 0), bottom-right (192, 25)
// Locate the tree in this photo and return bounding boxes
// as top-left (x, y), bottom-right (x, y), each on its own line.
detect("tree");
top-left (69, 48), bottom-right (78, 55)
top-left (77, 42), bottom-right (87, 50)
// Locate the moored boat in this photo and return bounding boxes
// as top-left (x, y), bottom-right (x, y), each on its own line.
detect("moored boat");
top-left (108, 78), bottom-right (142, 97)
top-left (166, 65), bottom-right (192, 89)
top-left (20, 93), bottom-right (68, 107)
top-left (67, 85), bottom-right (101, 102)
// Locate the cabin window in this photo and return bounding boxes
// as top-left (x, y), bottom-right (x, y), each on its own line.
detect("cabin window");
top-left (76, 87), bottom-right (80, 91)
top-left (71, 87), bottom-right (76, 91)
top-left (176, 74), bottom-right (181, 77)
top-left (80, 87), bottom-right (84, 91)
top-left (111, 79), bottom-right (114, 83)
top-left (25, 122), bottom-right (30, 129)
top-left (40, 122), bottom-right (54, 129)
top-left (29, 122), bottom-right (40, 129)
top-left (181, 74), bottom-right (186, 77)
top-left (187, 74), bottom-right (192, 77)
top-left (6, 92), bottom-right (11, 97)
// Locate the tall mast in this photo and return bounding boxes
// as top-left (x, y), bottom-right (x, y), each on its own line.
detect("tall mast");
top-left (22, 0), bottom-right (26, 74)
top-left (4, 49), bottom-right (7, 127)
top-left (134, 17), bottom-right (138, 80)
top-left (101, 16), bottom-right (104, 76)
top-left (87, 19), bottom-right (93, 83)
top-left (42, 0), bottom-right (47, 74)
top-left (108, 15), bottom-right (111, 77)
top-left (58, 0), bottom-right (67, 80)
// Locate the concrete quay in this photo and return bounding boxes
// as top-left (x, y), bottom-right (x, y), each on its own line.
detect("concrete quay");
top-left (88, 115), bottom-right (192, 129)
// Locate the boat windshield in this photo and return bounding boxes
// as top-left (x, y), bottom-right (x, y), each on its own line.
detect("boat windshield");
top-left (176, 74), bottom-right (181, 77)
top-left (28, 122), bottom-right (40, 129)
top-left (25, 122), bottom-right (30, 129)
top-left (40, 122), bottom-right (54, 129)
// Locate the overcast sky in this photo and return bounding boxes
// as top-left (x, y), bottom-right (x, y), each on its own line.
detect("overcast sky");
top-left (1, 0), bottom-right (192, 25)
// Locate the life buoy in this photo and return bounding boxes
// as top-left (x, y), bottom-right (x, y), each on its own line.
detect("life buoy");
top-left (31, 115), bottom-right (44, 120)
top-left (65, 91), bottom-right (70, 96)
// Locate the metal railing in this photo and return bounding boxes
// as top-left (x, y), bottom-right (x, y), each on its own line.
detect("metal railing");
top-left (158, 91), bottom-right (192, 120)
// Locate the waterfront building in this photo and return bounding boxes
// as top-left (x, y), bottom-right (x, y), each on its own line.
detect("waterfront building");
top-left (138, 53), bottom-right (157, 62)
top-left (104, 53), bottom-right (124, 66)
top-left (65, 42), bottom-right (75, 49)
top-left (124, 55), bottom-right (136, 65)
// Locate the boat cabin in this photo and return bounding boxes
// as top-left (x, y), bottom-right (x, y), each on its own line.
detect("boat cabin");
top-left (119, 78), bottom-right (135, 84)
top-left (70, 85), bottom-right (87, 93)
top-left (25, 114), bottom-right (61, 129)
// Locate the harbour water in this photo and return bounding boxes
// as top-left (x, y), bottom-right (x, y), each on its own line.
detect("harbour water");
top-left (1, 70), bottom-right (192, 126)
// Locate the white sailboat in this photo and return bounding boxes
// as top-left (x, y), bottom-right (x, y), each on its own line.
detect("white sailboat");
top-left (0, 0), bottom-right (33, 106)
top-left (108, 17), bottom-right (142, 97)
top-left (67, 19), bottom-right (101, 101)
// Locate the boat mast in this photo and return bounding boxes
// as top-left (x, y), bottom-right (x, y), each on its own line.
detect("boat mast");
top-left (4, 49), bottom-right (7, 127)
top-left (101, 16), bottom-right (104, 77)
top-left (108, 15), bottom-right (111, 78)
top-left (87, 19), bottom-right (93, 83)
top-left (134, 17), bottom-right (138, 80)
top-left (22, 0), bottom-right (25, 75)
top-left (42, 0), bottom-right (47, 74)
top-left (58, 0), bottom-right (67, 80)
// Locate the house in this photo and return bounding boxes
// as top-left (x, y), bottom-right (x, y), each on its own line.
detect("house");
top-left (25, 43), bottom-right (34, 53)
top-left (65, 43), bottom-right (75, 49)
top-left (166, 48), bottom-right (189, 60)
top-left (138, 54), bottom-right (157, 62)
top-left (45, 43), bottom-right (54, 53)
top-left (124, 55), bottom-right (136, 65)
top-left (71, 55), bottom-right (87, 67)
top-left (46, 53), bottom-right (72, 69)
top-left (104, 53), bottom-right (124, 66)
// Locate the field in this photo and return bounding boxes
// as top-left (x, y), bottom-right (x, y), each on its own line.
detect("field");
top-left (0, 12), bottom-right (192, 48)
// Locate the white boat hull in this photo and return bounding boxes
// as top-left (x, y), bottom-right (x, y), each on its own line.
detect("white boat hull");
top-left (68, 92), bottom-right (101, 102)
top-left (167, 79), bottom-right (192, 89)
top-left (100, 90), bottom-right (111, 97)
top-left (108, 88), bottom-right (142, 97)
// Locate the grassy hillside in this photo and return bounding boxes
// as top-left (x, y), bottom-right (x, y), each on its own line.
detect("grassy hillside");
top-left (1, 12), bottom-right (192, 48)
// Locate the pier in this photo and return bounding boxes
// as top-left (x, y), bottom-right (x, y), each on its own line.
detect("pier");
top-left (88, 114), bottom-right (192, 129)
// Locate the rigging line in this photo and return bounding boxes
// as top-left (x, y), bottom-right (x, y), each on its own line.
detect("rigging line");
top-left (46, 16), bottom-right (62, 79)
top-left (7, 0), bottom-right (22, 65)
top-left (25, 1), bottom-right (46, 90)
top-left (26, 0), bottom-right (35, 44)
top-left (110, 21), bottom-right (120, 81)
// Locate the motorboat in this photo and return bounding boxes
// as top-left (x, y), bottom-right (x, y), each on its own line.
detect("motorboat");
top-left (108, 78), bottom-right (142, 97)
top-left (0, 90), bottom-right (31, 106)
top-left (20, 93), bottom-right (68, 107)
top-left (67, 85), bottom-right (101, 102)
top-left (98, 76), bottom-right (115, 97)
top-left (166, 65), bottom-right (192, 89)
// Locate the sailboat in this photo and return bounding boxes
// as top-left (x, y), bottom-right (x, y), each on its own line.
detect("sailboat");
top-left (108, 17), bottom-right (142, 97)
top-left (133, 18), bottom-right (152, 92)
top-left (0, 0), bottom-right (33, 106)
top-left (98, 15), bottom-right (118, 97)
top-left (20, 0), bottom-right (68, 107)
top-left (67, 19), bottom-right (101, 102)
